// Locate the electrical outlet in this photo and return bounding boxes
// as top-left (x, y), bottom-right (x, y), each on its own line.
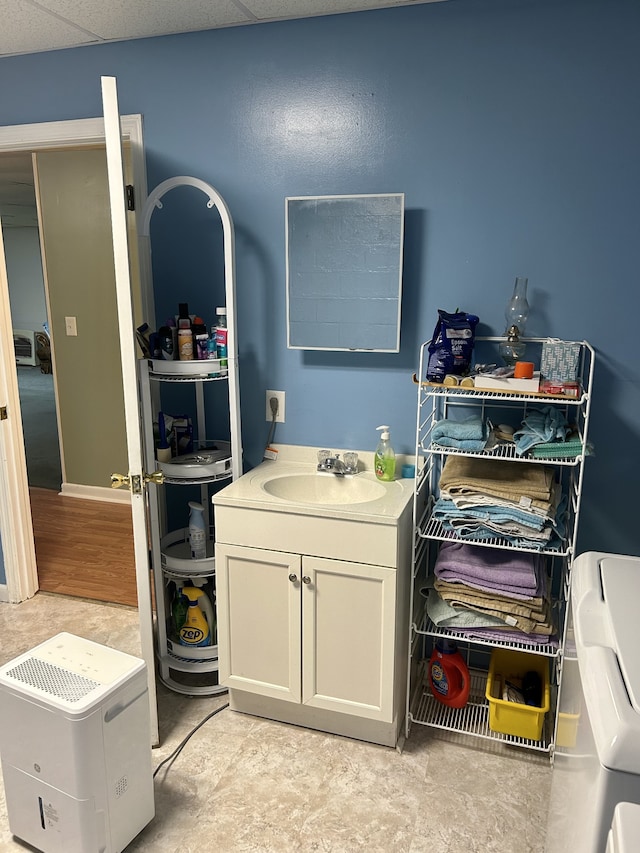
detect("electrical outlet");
top-left (266, 390), bottom-right (285, 423)
top-left (64, 316), bottom-right (77, 336)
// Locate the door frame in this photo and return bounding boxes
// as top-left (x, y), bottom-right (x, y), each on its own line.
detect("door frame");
top-left (0, 114), bottom-right (152, 604)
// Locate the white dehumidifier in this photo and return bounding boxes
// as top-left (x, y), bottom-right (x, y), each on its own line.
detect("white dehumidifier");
top-left (0, 632), bottom-right (155, 853)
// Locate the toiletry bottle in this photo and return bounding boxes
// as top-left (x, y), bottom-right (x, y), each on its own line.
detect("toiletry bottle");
top-left (215, 307), bottom-right (228, 375)
top-left (158, 325), bottom-right (174, 360)
top-left (193, 317), bottom-right (208, 360)
top-left (374, 425), bottom-right (396, 481)
top-left (188, 501), bottom-right (207, 559)
top-left (428, 639), bottom-right (470, 709)
top-left (178, 302), bottom-right (193, 360)
top-left (156, 412), bottom-right (172, 462)
top-left (207, 325), bottom-right (218, 361)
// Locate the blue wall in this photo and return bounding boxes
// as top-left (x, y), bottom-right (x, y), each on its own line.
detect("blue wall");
top-left (1, 0), bottom-right (638, 555)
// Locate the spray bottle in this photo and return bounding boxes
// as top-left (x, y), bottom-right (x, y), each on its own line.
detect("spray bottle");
top-left (374, 425), bottom-right (396, 481)
top-left (179, 587), bottom-right (215, 647)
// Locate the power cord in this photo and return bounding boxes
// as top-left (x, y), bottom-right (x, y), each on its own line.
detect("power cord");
top-left (153, 701), bottom-right (229, 780)
top-left (263, 395), bottom-right (279, 457)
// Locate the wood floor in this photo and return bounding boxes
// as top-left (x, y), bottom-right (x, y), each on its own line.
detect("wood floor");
top-left (29, 487), bottom-right (138, 607)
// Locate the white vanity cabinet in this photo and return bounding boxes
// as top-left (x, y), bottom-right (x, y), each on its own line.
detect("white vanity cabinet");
top-left (216, 544), bottom-right (396, 721)
top-left (213, 463), bottom-right (414, 748)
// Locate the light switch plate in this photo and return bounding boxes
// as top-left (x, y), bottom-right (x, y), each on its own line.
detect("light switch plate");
top-left (64, 316), bottom-right (77, 336)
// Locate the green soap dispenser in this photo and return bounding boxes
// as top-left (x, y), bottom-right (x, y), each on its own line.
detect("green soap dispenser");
top-left (375, 425), bottom-right (396, 481)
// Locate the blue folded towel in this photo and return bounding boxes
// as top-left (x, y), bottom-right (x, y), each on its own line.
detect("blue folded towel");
top-left (432, 417), bottom-right (487, 451)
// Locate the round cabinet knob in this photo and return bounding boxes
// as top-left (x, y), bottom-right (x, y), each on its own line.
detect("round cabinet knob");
top-left (302, 576), bottom-right (311, 584)
top-left (289, 573), bottom-right (298, 583)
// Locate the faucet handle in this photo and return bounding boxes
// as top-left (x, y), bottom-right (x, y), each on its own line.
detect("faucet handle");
top-left (317, 449), bottom-right (331, 466)
top-left (344, 451), bottom-right (358, 472)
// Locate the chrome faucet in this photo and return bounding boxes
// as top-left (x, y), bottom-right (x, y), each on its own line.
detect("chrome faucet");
top-left (317, 451), bottom-right (358, 476)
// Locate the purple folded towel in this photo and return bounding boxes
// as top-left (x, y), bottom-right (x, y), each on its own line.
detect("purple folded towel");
top-left (434, 541), bottom-right (541, 591)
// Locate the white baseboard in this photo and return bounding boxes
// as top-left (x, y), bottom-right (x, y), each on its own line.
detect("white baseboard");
top-left (60, 483), bottom-right (131, 504)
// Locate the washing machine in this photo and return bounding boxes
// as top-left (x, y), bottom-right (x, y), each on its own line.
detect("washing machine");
top-left (0, 632), bottom-right (155, 853)
top-left (546, 552), bottom-right (640, 853)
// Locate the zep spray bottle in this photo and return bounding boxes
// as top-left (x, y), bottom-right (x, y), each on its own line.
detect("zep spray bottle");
top-left (179, 587), bottom-right (215, 647)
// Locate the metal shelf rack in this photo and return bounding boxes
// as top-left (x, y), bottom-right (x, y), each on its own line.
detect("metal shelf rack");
top-left (406, 336), bottom-right (594, 760)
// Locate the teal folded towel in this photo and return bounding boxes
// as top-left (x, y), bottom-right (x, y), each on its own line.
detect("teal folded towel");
top-left (432, 417), bottom-right (487, 451)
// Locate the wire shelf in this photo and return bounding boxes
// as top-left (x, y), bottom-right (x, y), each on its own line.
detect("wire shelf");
top-left (413, 610), bottom-right (560, 658)
top-left (409, 665), bottom-right (551, 755)
top-left (418, 515), bottom-right (569, 557)
top-left (421, 441), bottom-right (582, 466)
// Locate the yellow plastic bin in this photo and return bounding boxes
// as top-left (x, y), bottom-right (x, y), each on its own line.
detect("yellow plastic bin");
top-left (485, 648), bottom-right (550, 741)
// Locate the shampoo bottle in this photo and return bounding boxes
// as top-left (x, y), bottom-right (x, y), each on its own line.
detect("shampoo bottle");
top-left (374, 425), bottom-right (396, 481)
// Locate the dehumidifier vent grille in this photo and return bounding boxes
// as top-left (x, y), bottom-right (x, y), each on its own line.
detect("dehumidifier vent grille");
top-left (6, 657), bottom-right (100, 702)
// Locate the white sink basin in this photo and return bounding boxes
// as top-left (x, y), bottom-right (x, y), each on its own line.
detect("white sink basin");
top-left (262, 473), bottom-right (390, 505)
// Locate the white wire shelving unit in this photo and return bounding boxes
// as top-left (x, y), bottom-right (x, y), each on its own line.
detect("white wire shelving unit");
top-left (405, 337), bottom-right (595, 761)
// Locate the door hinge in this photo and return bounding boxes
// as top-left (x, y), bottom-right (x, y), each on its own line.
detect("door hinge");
top-left (126, 184), bottom-right (135, 211)
top-left (0, 406), bottom-right (7, 420)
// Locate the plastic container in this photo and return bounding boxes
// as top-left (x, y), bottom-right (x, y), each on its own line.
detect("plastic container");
top-left (374, 425), bottom-right (396, 481)
top-left (485, 648), bottom-right (550, 740)
top-left (188, 501), bottom-right (207, 559)
top-left (215, 307), bottom-right (228, 375)
top-left (428, 639), bottom-right (470, 709)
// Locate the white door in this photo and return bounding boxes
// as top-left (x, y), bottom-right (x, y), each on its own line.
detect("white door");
top-left (101, 76), bottom-right (158, 744)
top-left (0, 224), bottom-right (38, 602)
top-left (216, 542), bottom-right (302, 702)
top-left (302, 556), bottom-right (396, 722)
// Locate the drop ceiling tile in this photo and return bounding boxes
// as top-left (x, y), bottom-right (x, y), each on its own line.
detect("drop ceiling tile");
top-left (34, 0), bottom-right (253, 41)
top-left (240, 0), bottom-right (443, 21)
top-left (0, 0), bottom-right (98, 56)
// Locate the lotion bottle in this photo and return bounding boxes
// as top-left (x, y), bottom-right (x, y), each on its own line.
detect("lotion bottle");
top-left (374, 425), bottom-right (396, 481)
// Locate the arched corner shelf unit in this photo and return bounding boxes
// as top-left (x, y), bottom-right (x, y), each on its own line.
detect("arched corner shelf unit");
top-left (139, 176), bottom-right (242, 696)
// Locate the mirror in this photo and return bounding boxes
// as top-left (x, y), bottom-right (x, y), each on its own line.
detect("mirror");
top-left (286, 193), bottom-right (405, 352)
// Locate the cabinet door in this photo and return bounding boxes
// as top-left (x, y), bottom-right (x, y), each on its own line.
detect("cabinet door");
top-left (216, 543), bottom-right (301, 702)
top-left (301, 557), bottom-right (396, 722)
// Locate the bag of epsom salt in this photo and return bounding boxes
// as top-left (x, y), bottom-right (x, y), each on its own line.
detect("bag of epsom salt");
top-left (426, 310), bottom-right (479, 383)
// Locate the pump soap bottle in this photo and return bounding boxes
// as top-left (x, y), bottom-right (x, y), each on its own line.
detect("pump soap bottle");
top-left (374, 425), bottom-right (396, 481)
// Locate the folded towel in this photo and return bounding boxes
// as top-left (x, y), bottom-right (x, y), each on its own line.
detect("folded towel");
top-left (434, 542), bottom-right (546, 599)
top-left (424, 581), bottom-right (553, 634)
top-left (432, 416), bottom-right (485, 442)
top-left (439, 455), bottom-right (555, 507)
top-left (423, 582), bottom-right (509, 629)
top-left (434, 579), bottom-right (548, 619)
top-left (530, 438), bottom-right (585, 459)
top-left (449, 626), bottom-right (559, 648)
top-left (431, 417), bottom-right (488, 451)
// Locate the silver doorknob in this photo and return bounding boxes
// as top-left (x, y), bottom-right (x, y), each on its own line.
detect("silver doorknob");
top-left (289, 573), bottom-right (298, 583)
top-left (302, 576), bottom-right (311, 584)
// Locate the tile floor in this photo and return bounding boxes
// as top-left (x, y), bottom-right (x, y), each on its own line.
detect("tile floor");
top-left (0, 593), bottom-right (552, 852)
